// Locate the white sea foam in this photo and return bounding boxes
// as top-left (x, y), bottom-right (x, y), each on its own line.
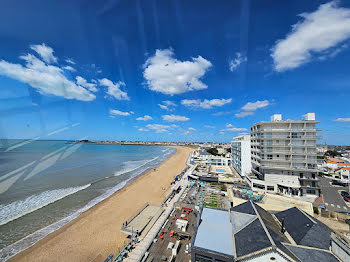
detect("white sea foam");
top-left (114, 156), bottom-right (159, 177)
top-left (0, 147), bottom-right (177, 261)
top-left (0, 184), bottom-right (91, 226)
top-left (0, 179), bottom-right (131, 261)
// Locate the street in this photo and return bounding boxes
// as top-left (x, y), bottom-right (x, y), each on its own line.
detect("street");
top-left (320, 177), bottom-right (350, 213)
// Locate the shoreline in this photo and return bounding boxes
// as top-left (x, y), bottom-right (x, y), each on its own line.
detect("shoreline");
top-left (8, 146), bottom-right (192, 262)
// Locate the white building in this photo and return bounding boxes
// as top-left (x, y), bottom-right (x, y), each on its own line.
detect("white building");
top-left (231, 135), bottom-right (251, 177)
top-left (249, 113), bottom-right (321, 198)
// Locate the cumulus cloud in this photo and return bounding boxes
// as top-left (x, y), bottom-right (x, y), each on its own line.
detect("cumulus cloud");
top-left (146, 124), bottom-right (173, 133)
top-left (158, 100), bottom-right (176, 111)
top-left (76, 76), bottom-right (98, 92)
top-left (204, 125), bottom-right (215, 129)
top-left (235, 100), bottom-right (270, 118)
top-left (162, 114), bottom-right (189, 122)
top-left (0, 50), bottom-right (95, 101)
top-left (221, 124), bottom-right (247, 132)
top-left (109, 109), bottom-right (132, 116)
top-left (63, 65), bottom-right (76, 72)
top-left (229, 52), bottom-right (247, 71)
top-left (334, 118), bottom-right (350, 122)
top-left (181, 98), bottom-right (232, 109)
top-left (241, 100), bottom-right (270, 111)
top-left (65, 58), bottom-right (75, 65)
top-left (235, 111), bottom-right (254, 118)
top-left (188, 127), bottom-right (196, 131)
top-left (99, 78), bottom-right (129, 100)
top-left (138, 128), bottom-right (149, 132)
top-left (271, 1), bottom-right (350, 72)
top-left (30, 43), bottom-right (57, 64)
top-left (143, 49), bottom-right (212, 95)
top-left (136, 115), bottom-right (153, 121)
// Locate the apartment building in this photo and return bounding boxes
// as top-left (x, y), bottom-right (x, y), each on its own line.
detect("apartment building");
top-left (249, 113), bottom-right (321, 197)
top-left (231, 135), bottom-right (251, 177)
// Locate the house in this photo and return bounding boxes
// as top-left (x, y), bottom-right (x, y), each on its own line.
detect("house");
top-left (191, 201), bottom-right (340, 262)
top-left (336, 167), bottom-right (350, 180)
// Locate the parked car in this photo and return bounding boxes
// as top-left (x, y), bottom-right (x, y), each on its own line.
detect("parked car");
top-left (340, 191), bottom-right (350, 197)
top-left (332, 180), bottom-right (349, 187)
top-left (343, 196), bottom-right (350, 202)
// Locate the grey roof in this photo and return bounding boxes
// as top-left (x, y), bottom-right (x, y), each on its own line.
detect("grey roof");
top-left (193, 201), bottom-right (336, 262)
top-left (275, 207), bottom-right (332, 250)
top-left (284, 243), bottom-right (340, 262)
top-left (235, 218), bottom-right (272, 257)
top-left (193, 207), bottom-right (234, 256)
top-left (230, 200), bottom-right (256, 215)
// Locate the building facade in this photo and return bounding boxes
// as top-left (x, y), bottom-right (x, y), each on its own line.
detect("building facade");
top-left (231, 135), bottom-right (251, 177)
top-left (249, 113), bottom-right (321, 197)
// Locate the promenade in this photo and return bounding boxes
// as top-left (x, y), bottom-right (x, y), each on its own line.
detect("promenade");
top-left (124, 165), bottom-right (195, 262)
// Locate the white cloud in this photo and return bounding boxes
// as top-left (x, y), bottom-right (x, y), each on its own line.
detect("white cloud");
top-left (158, 100), bottom-right (177, 111)
top-left (163, 100), bottom-right (176, 106)
top-left (63, 65), bottom-right (76, 72)
top-left (143, 49), bottom-right (212, 95)
top-left (204, 125), bottom-right (215, 129)
top-left (334, 118), bottom-right (350, 122)
top-left (109, 109), bottom-right (131, 116)
top-left (76, 76), bottom-right (98, 92)
top-left (65, 58), bottom-right (75, 65)
top-left (146, 124), bottom-right (172, 133)
top-left (271, 1), bottom-right (350, 72)
top-left (188, 127), bottom-right (196, 131)
top-left (30, 43), bottom-right (57, 64)
top-left (235, 100), bottom-right (270, 118)
top-left (235, 111), bottom-right (255, 118)
top-left (99, 78), bottom-right (129, 100)
top-left (241, 100), bottom-right (270, 111)
top-left (229, 52), bottom-right (247, 71)
top-left (138, 128), bottom-right (149, 132)
top-left (162, 114), bottom-right (189, 122)
top-left (181, 98), bottom-right (232, 109)
top-left (221, 124), bottom-right (247, 132)
top-left (0, 52), bottom-right (95, 101)
top-left (136, 115), bottom-right (153, 121)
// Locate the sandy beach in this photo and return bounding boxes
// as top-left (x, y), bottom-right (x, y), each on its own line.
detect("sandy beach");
top-left (9, 146), bottom-right (193, 262)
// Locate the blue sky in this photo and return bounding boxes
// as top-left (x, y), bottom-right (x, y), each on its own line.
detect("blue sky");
top-left (0, 0), bottom-right (350, 144)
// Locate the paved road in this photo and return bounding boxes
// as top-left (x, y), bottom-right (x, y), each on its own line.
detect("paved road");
top-left (320, 177), bottom-right (350, 213)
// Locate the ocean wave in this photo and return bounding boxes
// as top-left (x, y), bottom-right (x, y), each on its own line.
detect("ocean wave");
top-left (0, 184), bottom-right (91, 226)
top-left (114, 156), bottom-right (160, 177)
top-left (0, 148), bottom-right (177, 261)
top-left (0, 179), bottom-right (131, 261)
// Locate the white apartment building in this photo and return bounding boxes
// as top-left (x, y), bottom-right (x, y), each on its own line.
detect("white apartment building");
top-left (249, 113), bottom-right (321, 198)
top-left (231, 135), bottom-right (251, 177)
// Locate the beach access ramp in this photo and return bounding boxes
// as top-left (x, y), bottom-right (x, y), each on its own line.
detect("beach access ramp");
top-left (121, 203), bottom-right (164, 236)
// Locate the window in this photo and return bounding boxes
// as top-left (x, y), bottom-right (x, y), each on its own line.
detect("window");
top-left (267, 154), bottom-right (273, 160)
top-left (299, 173), bottom-right (303, 178)
top-left (267, 186), bottom-right (274, 191)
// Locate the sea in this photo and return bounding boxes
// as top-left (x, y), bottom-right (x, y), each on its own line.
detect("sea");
top-left (0, 140), bottom-right (176, 261)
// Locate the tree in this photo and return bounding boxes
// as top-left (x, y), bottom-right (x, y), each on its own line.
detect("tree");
top-left (206, 148), bottom-right (218, 155)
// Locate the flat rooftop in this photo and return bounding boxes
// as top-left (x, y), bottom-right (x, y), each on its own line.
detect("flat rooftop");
top-left (193, 207), bottom-right (234, 256)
